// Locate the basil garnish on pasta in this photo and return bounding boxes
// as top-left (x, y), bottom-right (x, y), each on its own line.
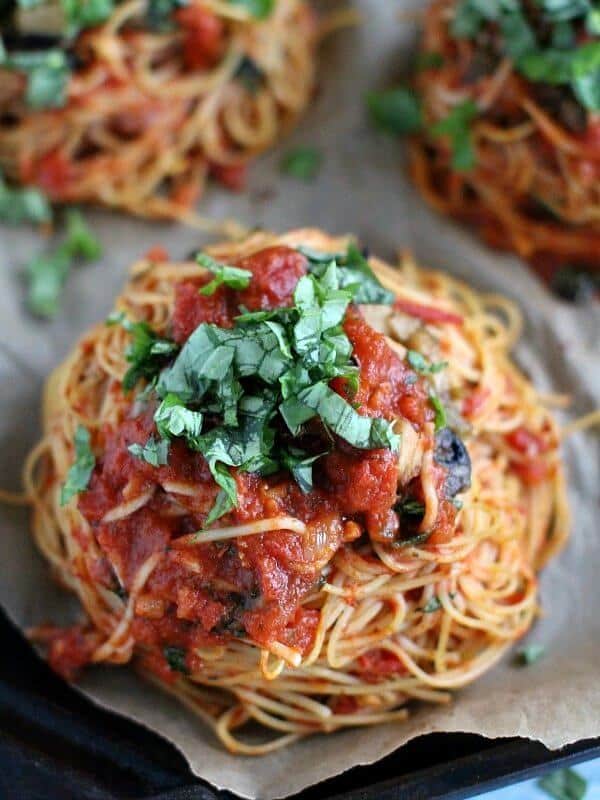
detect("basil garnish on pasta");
top-left (138, 251), bottom-right (400, 522)
top-left (60, 425), bottom-right (95, 505)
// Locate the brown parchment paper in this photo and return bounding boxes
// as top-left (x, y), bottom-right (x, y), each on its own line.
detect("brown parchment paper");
top-left (1, 2), bottom-right (599, 797)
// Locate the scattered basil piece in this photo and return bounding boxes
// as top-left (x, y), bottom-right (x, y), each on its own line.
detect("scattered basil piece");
top-left (164, 646), bottom-right (189, 674)
top-left (430, 100), bottom-right (478, 172)
top-left (538, 768), bottom-right (587, 800)
top-left (393, 531), bottom-right (432, 549)
top-left (1, 49), bottom-right (70, 109)
top-left (61, 0), bottom-right (115, 36)
top-left (107, 312), bottom-right (179, 392)
top-left (63, 209), bottom-right (102, 260)
top-left (397, 498), bottom-right (425, 516)
top-left (0, 174), bottom-right (51, 225)
top-left (26, 210), bottom-right (101, 318)
top-left (367, 88), bottom-right (422, 135)
top-left (146, 0), bottom-right (186, 29)
top-left (416, 51), bottom-right (444, 70)
top-left (60, 425), bottom-right (95, 505)
top-left (128, 436), bottom-right (169, 467)
top-left (281, 449), bottom-right (326, 494)
top-left (280, 147), bottom-right (322, 181)
top-left (227, 0), bottom-right (274, 19)
top-left (407, 350), bottom-right (448, 375)
top-left (197, 252), bottom-right (252, 296)
top-left (429, 393), bottom-right (448, 431)
top-left (516, 643), bottom-right (546, 665)
top-left (421, 596), bottom-right (443, 613)
top-left (155, 393), bottom-right (203, 442)
top-left (301, 243), bottom-right (395, 306)
top-left (234, 55), bottom-right (264, 91)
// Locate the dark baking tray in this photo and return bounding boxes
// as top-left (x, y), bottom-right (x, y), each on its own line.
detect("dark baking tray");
top-left (1, 610), bottom-right (597, 800)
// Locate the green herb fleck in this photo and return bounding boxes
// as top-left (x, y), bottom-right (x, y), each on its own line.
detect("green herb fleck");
top-left (538, 767), bottom-right (587, 800)
top-left (430, 100), bottom-right (478, 172)
top-left (0, 49), bottom-right (70, 109)
top-left (300, 243), bottom-right (395, 306)
top-left (107, 313), bottom-right (179, 392)
top-left (407, 350), bottom-right (448, 375)
top-left (280, 147), bottom-right (322, 181)
top-left (60, 425), bottom-right (95, 505)
top-left (421, 596), bottom-right (443, 613)
top-left (26, 211), bottom-right (101, 318)
top-left (128, 436), bottom-right (169, 467)
top-left (367, 88), bottom-right (422, 135)
top-left (164, 646), bottom-right (189, 674)
top-left (416, 51), bottom-right (444, 70)
top-left (197, 252), bottom-right (252, 296)
top-left (516, 643), bottom-right (546, 666)
top-left (227, 0), bottom-right (274, 19)
top-left (61, 0), bottom-right (115, 36)
top-left (397, 498), bottom-right (425, 516)
top-left (0, 174), bottom-right (51, 226)
top-left (429, 393), bottom-right (447, 431)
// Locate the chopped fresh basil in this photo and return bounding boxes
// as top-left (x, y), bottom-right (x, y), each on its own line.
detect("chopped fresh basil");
top-left (393, 531), bottom-right (432, 549)
top-left (164, 646), bottom-right (189, 674)
top-left (407, 350), bottom-right (448, 375)
top-left (196, 252), bottom-right (252, 296)
top-left (449, 1), bottom-right (600, 111)
top-left (280, 147), bottom-right (322, 181)
top-left (281, 449), bottom-right (326, 494)
top-left (63, 209), bottom-right (102, 260)
top-left (301, 243), bottom-right (395, 306)
top-left (429, 393), bottom-right (447, 431)
top-left (155, 393), bottom-right (203, 442)
top-left (538, 768), bottom-right (587, 800)
top-left (107, 312), bottom-right (179, 392)
top-left (61, 0), bottom-right (115, 36)
top-left (430, 100), bottom-right (478, 172)
top-left (146, 0), bottom-right (186, 29)
top-left (128, 436), bottom-right (169, 467)
top-left (227, 0), bottom-right (274, 19)
top-left (0, 174), bottom-right (51, 225)
top-left (516, 643), bottom-right (545, 665)
top-left (367, 88), bottom-right (422, 135)
top-left (397, 498), bottom-right (425, 516)
top-left (540, 0), bottom-right (592, 23)
top-left (421, 596), bottom-right (443, 613)
top-left (416, 51), bottom-right (444, 70)
top-left (588, 7), bottom-right (600, 35)
top-left (1, 48), bottom-right (70, 109)
top-left (234, 55), bottom-right (264, 92)
top-left (26, 210), bottom-right (101, 318)
top-left (60, 425), bottom-right (95, 505)
top-left (149, 259), bottom-right (399, 523)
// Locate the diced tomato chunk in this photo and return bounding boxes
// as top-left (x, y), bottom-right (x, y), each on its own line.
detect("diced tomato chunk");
top-left (394, 298), bottom-right (463, 326)
top-left (175, 4), bottom-right (225, 70)
top-left (209, 162), bottom-right (247, 191)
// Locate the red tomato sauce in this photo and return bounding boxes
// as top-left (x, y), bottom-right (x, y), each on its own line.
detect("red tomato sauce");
top-left (62, 245), bottom-right (459, 681)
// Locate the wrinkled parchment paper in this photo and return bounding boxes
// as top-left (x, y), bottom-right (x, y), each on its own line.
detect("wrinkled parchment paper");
top-left (1, 2), bottom-right (599, 797)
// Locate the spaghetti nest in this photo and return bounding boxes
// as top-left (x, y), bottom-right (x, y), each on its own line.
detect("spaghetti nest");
top-left (409, 0), bottom-right (600, 276)
top-left (0, 0), bottom-right (317, 225)
top-left (23, 229), bottom-right (568, 754)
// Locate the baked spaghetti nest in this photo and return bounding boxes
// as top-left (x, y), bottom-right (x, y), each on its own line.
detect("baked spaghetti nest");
top-left (0, 0), bottom-right (318, 225)
top-left (370, 0), bottom-right (600, 281)
top-left (22, 229), bottom-right (568, 753)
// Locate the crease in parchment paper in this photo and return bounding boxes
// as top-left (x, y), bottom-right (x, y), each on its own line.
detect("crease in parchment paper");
top-left (0, 1), bottom-right (599, 796)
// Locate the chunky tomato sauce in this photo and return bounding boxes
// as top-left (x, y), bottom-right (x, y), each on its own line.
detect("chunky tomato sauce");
top-left (52, 245), bottom-right (461, 681)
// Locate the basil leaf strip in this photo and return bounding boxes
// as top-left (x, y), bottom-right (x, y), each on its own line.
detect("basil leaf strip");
top-left (60, 425), bottom-right (95, 505)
